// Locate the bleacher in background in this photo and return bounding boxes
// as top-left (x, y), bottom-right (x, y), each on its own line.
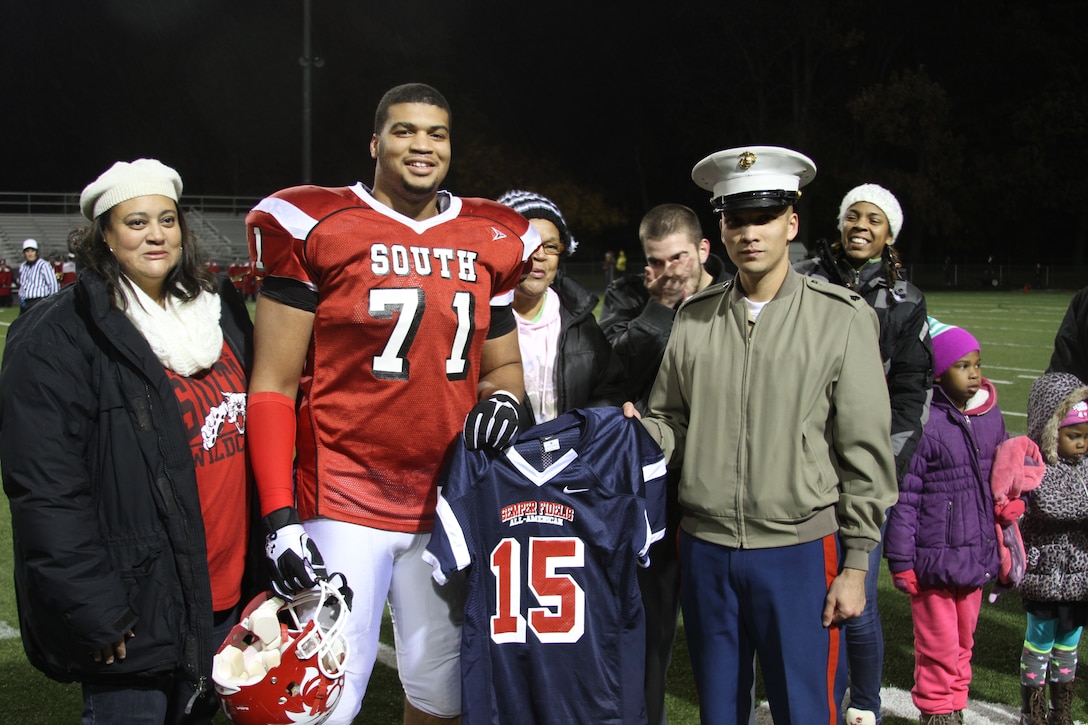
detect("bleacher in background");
top-left (0, 212), bottom-right (85, 262)
top-left (0, 192), bottom-right (257, 265)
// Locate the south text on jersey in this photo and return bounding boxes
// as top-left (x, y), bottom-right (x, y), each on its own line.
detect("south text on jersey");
top-left (371, 243), bottom-right (479, 281)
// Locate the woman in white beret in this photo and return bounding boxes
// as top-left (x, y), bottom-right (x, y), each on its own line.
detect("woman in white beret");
top-left (795, 183), bottom-right (933, 725)
top-left (0, 159), bottom-right (255, 724)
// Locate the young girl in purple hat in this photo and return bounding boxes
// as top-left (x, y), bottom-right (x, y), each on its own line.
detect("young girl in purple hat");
top-left (884, 318), bottom-right (1006, 725)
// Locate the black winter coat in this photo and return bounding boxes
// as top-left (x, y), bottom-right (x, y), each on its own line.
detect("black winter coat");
top-left (524, 273), bottom-right (626, 422)
top-left (599, 254), bottom-right (731, 407)
top-left (1048, 285), bottom-right (1088, 384)
top-left (0, 272), bottom-right (253, 686)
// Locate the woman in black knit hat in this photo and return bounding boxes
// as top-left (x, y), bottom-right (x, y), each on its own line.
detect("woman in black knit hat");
top-left (496, 190), bottom-right (625, 422)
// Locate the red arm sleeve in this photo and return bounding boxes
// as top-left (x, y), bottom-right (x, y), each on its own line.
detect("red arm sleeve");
top-left (247, 391), bottom-right (297, 517)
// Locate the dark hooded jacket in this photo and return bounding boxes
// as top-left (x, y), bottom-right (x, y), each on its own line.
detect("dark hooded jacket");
top-left (0, 272), bottom-right (253, 686)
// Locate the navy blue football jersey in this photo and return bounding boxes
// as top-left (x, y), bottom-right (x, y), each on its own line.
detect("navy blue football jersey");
top-left (425, 408), bottom-right (667, 725)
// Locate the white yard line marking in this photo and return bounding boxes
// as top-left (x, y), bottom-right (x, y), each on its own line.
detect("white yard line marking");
top-left (376, 641), bottom-right (398, 669)
top-left (748, 686), bottom-right (1086, 724)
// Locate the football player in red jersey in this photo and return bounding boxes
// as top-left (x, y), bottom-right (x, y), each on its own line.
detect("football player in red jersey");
top-left (245, 83), bottom-right (538, 725)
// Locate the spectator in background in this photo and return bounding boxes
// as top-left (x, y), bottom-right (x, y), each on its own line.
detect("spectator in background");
top-left (243, 258), bottom-right (261, 302)
top-left (599, 202), bottom-right (731, 725)
top-left (1047, 285), bottom-right (1088, 384)
top-left (60, 254), bottom-right (77, 287)
top-left (50, 255), bottom-right (63, 287)
top-left (795, 183), bottom-right (933, 725)
top-left (497, 190), bottom-right (625, 423)
top-left (47, 255), bottom-right (58, 283)
top-left (0, 258), bottom-right (13, 307)
top-left (983, 255), bottom-right (997, 288)
top-left (0, 158), bottom-right (254, 724)
top-left (603, 249), bottom-right (616, 286)
top-left (616, 249), bottom-right (627, 275)
top-left (17, 238), bottom-right (59, 314)
top-left (228, 258), bottom-right (246, 295)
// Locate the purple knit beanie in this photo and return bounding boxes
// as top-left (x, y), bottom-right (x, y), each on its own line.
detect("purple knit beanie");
top-left (929, 316), bottom-right (980, 378)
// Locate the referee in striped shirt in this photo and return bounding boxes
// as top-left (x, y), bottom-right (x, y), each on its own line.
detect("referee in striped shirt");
top-left (17, 239), bottom-right (59, 314)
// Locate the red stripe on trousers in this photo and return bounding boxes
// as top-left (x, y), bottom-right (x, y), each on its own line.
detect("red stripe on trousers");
top-left (822, 534), bottom-right (841, 725)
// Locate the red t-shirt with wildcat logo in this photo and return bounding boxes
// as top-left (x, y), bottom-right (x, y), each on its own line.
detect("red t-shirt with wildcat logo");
top-left (166, 342), bottom-right (248, 611)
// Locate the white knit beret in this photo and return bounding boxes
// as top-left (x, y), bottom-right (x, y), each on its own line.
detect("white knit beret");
top-left (837, 183), bottom-right (903, 241)
top-left (80, 158), bottom-right (183, 221)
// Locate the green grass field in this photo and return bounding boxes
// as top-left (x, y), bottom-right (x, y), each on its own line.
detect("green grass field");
top-left (0, 288), bottom-right (1082, 723)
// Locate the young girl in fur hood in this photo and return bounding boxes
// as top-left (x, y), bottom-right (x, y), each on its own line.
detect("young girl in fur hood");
top-left (1017, 371), bottom-right (1088, 725)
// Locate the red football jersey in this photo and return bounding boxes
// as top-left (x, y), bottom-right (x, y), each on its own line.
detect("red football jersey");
top-left (247, 184), bottom-right (536, 532)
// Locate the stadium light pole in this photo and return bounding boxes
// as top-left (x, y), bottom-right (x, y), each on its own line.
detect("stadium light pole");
top-left (300, 0), bottom-right (324, 183)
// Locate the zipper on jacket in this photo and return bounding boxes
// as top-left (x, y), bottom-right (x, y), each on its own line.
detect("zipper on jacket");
top-left (144, 379), bottom-right (211, 690)
top-left (185, 676), bottom-right (209, 714)
top-left (954, 407), bottom-right (992, 551)
top-left (737, 312), bottom-right (755, 541)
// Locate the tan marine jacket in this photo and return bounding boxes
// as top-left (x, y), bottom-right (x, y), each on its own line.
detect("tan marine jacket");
top-left (641, 268), bottom-right (898, 571)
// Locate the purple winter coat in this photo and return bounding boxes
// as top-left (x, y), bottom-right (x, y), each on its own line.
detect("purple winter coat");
top-left (884, 378), bottom-right (1006, 589)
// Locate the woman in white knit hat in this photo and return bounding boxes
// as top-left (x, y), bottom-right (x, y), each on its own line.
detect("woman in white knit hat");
top-left (795, 183), bottom-right (934, 725)
top-left (0, 159), bottom-right (255, 724)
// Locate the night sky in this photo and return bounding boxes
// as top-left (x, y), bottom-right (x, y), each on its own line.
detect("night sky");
top-left (5, 1), bottom-right (1088, 263)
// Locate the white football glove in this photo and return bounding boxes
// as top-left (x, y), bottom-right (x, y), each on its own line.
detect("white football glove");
top-left (263, 507), bottom-right (328, 598)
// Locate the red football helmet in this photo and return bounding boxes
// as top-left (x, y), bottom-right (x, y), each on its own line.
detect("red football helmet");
top-left (214, 575), bottom-right (351, 725)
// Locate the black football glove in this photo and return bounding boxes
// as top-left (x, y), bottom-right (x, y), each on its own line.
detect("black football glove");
top-left (263, 506), bottom-right (328, 598)
top-left (463, 391), bottom-right (522, 450)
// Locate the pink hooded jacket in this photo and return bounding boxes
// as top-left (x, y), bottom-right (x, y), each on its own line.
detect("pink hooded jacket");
top-left (988, 435), bottom-right (1046, 601)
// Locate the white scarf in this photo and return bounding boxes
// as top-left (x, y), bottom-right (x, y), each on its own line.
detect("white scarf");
top-left (116, 278), bottom-right (223, 376)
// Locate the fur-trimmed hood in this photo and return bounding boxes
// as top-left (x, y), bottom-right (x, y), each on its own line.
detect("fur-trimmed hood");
top-left (1027, 371), bottom-right (1088, 465)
